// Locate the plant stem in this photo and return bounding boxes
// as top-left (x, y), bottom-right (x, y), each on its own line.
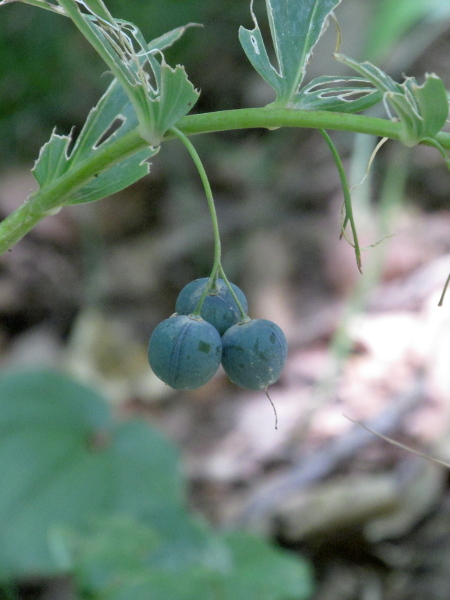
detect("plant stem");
top-left (218, 265), bottom-right (249, 321)
top-left (174, 108), bottom-right (450, 148)
top-left (169, 127), bottom-right (250, 320)
top-left (0, 129), bottom-right (146, 255)
top-left (2, 107), bottom-right (450, 255)
top-left (319, 129), bottom-right (362, 272)
top-left (169, 127), bottom-right (222, 313)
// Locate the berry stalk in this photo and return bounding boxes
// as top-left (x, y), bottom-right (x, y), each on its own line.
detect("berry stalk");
top-left (170, 127), bottom-right (249, 320)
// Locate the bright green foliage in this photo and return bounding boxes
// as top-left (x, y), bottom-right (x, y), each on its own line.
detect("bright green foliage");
top-left (175, 278), bottom-right (249, 335)
top-left (239, 0), bottom-right (342, 106)
top-left (0, 370), bottom-right (314, 599)
top-left (0, 370), bottom-right (184, 581)
top-left (336, 54), bottom-right (449, 147)
top-left (221, 319), bottom-right (288, 390)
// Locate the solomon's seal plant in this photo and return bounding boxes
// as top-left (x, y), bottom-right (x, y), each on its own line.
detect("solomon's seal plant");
top-left (147, 125), bottom-right (287, 426)
top-left (1, 0), bottom-right (450, 401)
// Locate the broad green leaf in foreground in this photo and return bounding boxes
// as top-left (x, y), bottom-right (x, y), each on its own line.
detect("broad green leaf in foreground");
top-left (66, 519), bottom-right (314, 600)
top-left (67, 515), bottom-right (233, 598)
top-left (218, 531), bottom-right (314, 600)
top-left (239, 0), bottom-right (342, 106)
top-left (336, 54), bottom-right (449, 146)
top-left (0, 370), bottom-right (184, 581)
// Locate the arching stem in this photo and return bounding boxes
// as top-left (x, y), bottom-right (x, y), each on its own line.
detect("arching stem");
top-left (170, 126), bottom-right (249, 320)
top-left (170, 127), bottom-right (222, 313)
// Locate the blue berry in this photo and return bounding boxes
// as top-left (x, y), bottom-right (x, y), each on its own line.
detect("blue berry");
top-left (221, 319), bottom-right (287, 390)
top-left (175, 278), bottom-right (248, 335)
top-left (148, 314), bottom-right (222, 390)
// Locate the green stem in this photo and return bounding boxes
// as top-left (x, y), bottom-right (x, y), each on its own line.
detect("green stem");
top-left (170, 127), bottom-right (222, 313)
top-left (169, 127), bottom-right (249, 321)
top-left (0, 129), bottom-right (146, 255)
top-left (218, 265), bottom-right (249, 322)
top-left (319, 129), bottom-right (362, 272)
top-left (2, 107), bottom-right (450, 255)
top-left (174, 109), bottom-right (450, 149)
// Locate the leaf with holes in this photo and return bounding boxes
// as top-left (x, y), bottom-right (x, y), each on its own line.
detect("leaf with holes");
top-left (63, 1), bottom-right (199, 145)
top-left (290, 75), bottom-right (383, 113)
top-left (239, 0), bottom-right (342, 106)
top-left (32, 25), bottom-right (196, 205)
top-left (336, 54), bottom-right (449, 145)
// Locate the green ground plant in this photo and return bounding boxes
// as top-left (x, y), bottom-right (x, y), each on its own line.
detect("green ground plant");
top-left (0, 369), bottom-right (313, 599)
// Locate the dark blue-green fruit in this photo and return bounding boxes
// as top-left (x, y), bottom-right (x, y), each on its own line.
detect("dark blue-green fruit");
top-left (175, 278), bottom-right (248, 335)
top-left (148, 314), bottom-right (222, 390)
top-left (221, 319), bottom-right (287, 390)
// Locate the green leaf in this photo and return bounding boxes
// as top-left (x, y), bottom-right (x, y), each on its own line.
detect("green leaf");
top-left (59, 516), bottom-right (161, 592)
top-left (0, 369), bottom-right (184, 582)
top-left (101, 568), bottom-right (223, 600)
top-left (74, 0), bottom-right (115, 26)
top-left (32, 78), bottom-right (156, 205)
top-left (220, 531), bottom-right (314, 600)
top-left (68, 150), bottom-right (154, 204)
top-left (144, 61), bottom-right (199, 145)
top-left (290, 75), bottom-right (383, 113)
top-left (0, 370), bottom-right (109, 434)
top-left (239, 0), bottom-right (342, 106)
top-left (0, 0), bottom-right (65, 14)
top-left (32, 24), bottom-right (197, 205)
top-left (33, 131), bottom-right (72, 188)
top-left (64, 76), bottom-right (156, 204)
top-left (404, 74), bottom-right (449, 138)
top-left (336, 54), bottom-right (449, 146)
top-left (68, 513), bottom-right (232, 598)
top-left (109, 533), bottom-right (313, 600)
top-left (147, 515), bottom-right (231, 573)
top-left (57, 0), bottom-right (199, 145)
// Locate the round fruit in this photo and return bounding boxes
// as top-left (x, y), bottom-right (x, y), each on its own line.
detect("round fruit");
top-left (148, 314), bottom-right (222, 390)
top-left (221, 319), bottom-right (287, 390)
top-left (175, 278), bottom-right (248, 335)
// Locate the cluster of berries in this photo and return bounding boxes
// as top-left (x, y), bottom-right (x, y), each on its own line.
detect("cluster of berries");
top-left (148, 277), bottom-right (287, 393)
